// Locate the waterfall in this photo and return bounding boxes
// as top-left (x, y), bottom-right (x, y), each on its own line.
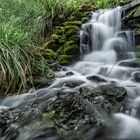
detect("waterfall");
top-left (80, 6), bottom-right (135, 61)
top-left (1, 6), bottom-right (140, 140)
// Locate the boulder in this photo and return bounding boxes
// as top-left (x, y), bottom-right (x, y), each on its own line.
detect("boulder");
top-left (118, 59), bottom-right (140, 68)
top-left (87, 75), bottom-right (108, 82)
top-left (29, 127), bottom-right (63, 140)
top-left (131, 71), bottom-right (140, 82)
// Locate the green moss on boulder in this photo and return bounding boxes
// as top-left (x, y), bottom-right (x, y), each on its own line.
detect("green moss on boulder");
top-left (58, 55), bottom-right (73, 65)
top-left (54, 26), bottom-right (64, 35)
top-left (39, 48), bottom-right (57, 60)
top-left (63, 21), bottom-right (82, 27)
top-left (136, 45), bottom-right (140, 52)
top-left (63, 25), bottom-right (79, 38)
top-left (39, 2), bottom-right (94, 66)
top-left (51, 34), bottom-right (66, 44)
top-left (58, 41), bottom-right (79, 55)
top-left (79, 3), bottom-right (95, 12)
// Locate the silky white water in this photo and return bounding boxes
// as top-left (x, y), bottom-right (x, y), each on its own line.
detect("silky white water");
top-left (1, 6), bottom-right (140, 139)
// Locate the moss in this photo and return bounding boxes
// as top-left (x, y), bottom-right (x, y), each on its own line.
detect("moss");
top-left (43, 111), bottom-right (55, 123)
top-left (63, 21), bottom-right (82, 27)
top-left (54, 26), bottom-right (64, 35)
top-left (136, 52), bottom-right (140, 59)
top-left (82, 17), bottom-right (89, 23)
top-left (58, 55), bottom-right (73, 65)
top-left (42, 49), bottom-right (57, 60)
top-left (38, 2), bottom-right (94, 67)
top-left (136, 45), bottom-right (140, 52)
top-left (79, 3), bottom-right (95, 12)
top-left (51, 34), bottom-right (66, 44)
top-left (63, 25), bottom-right (79, 39)
top-left (127, 6), bottom-right (140, 18)
top-left (69, 35), bottom-right (80, 43)
top-left (58, 41), bottom-right (79, 55)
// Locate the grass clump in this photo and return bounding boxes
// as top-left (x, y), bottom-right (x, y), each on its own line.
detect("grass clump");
top-left (0, 0), bottom-right (123, 92)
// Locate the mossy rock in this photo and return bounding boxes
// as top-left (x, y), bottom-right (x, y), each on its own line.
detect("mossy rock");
top-left (118, 59), bottom-right (140, 68)
top-left (82, 17), bottom-right (89, 23)
top-left (58, 55), bottom-right (73, 65)
top-left (63, 25), bottom-right (79, 39)
top-left (127, 6), bottom-right (140, 18)
top-left (69, 35), bottom-right (80, 44)
top-left (136, 52), bottom-right (140, 59)
top-left (40, 48), bottom-right (57, 60)
top-left (69, 13), bottom-right (87, 21)
top-left (58, 41), bottom-right (79, 55)
top-left (63, 21), bottom-right (82, 27)
top-left (54, 26), bottom-right (64, 35)
top-left (136, 45), bottom-right (140, 52)
top-left (79, 3), bottom-right (95, 12)
top-left (51, 34), bottom-right (66, 44)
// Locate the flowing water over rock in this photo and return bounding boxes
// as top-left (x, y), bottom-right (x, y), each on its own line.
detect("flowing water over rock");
top-left (1, 6), bottom-right (140, 140)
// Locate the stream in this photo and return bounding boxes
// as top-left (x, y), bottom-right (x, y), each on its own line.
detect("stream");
top-left (1, 6), bottom-right (140, 140)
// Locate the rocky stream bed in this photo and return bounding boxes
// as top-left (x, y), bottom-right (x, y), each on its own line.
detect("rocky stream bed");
top-left (0, 0), bottom-right (140, 140)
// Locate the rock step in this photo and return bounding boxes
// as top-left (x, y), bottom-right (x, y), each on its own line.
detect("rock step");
top-left (135, 32), bottom-right (140, 46)
top-left (122, 0), bottom-right (140, 12)
top-left (122, 11), bottom-right (140, 22)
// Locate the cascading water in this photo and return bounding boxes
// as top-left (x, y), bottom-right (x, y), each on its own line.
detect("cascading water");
top-left (1, 6), bottom-right (140, 139)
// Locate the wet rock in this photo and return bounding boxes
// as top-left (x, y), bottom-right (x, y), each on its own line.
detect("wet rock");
top-left (87, 75), bottom-right (108, 82)
top-left (58, 41), bottom-right (79, 56)
top-left (116, 31), bottom-right (135, 51)
top-left (100, 84), bottom-right (127, 102)
top-left (131, 71), bottom-right (140, 82)
top-left (47, 84), bottom-right (127, 131)
top-left (58, 55), bottom-right (73, 65)
top-left (0, 109), bottom-right (20, 136)
top-left (50, 62), bottom-right (62, 71)
top-left (118, 59), bottom-right (140, 68)
top-left (63, 81), bottom-right (84, 88)
top-left (80, 23), bottom-right (92, 53)
top-left (66, 71), bottom-right (74, 76)
top-left (29, 127), bottom-right (64, 140)
top-left (135, 34), bottom-right (140, 46)
top-left (98, 67), bottom-right (108, 76)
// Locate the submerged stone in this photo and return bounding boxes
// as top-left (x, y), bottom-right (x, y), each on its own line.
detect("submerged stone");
top-left (29, 127), bottom-right (64, 140)
top-left (118, 59), bottom-right (140, 68)
top-left (131, 71), bottom-right (140, 82)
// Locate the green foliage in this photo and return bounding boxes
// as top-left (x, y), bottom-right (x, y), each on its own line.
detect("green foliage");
top-left (0, 0), bottom-right (120, 91)
top-left (0, 0), bottom-right (47, 90)
top-left (95, 0), bottom-right (110, 8)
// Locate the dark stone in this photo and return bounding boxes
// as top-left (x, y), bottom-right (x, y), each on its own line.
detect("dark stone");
top-left (63, 81), bottom-right (84, 88)
top-left (122, 0), bottom-right (140, 13)
top-left (135, 32), bottom-right (140, 46)
top-left (29, 127), bottom-right (64, 140)
top-left (131, 71), bottom-right (140, 82)
top-left (87, 75), bottom-right (107, 82)
top-left (50, 62), bottom-right (62, 71)
top-left (100, 85), bottom-right (127, 102)
top-left (80, 23), bottom-right (93, 53)
top-left (49, 84), bottom-right (127, 131)
top-left (116, 31), bottom-right (135, 51)
top-left (98, 67), bottom-right (108, 76)
top-left (66, 71), bottom-right (74, 76)
top-left (118, 59), bottom-right (140, 68)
